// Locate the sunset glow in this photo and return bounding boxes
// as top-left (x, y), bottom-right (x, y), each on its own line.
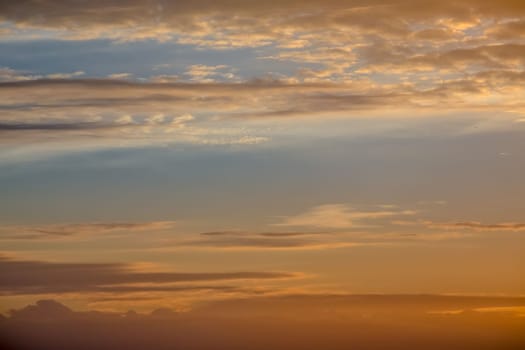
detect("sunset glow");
top-left (1, 1), bottom-right (524, 349)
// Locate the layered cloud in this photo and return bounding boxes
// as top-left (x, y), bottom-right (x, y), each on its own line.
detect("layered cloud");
top-left (166, 204), bottom-right (479, 250)
top-left (0, 221), bottom-right (177, 240)
top-left (1, 1), bottom-right (525, 42)
top-left (1, 0), bottom-right (525, 140)
top-left (173, 231), bottom-right (468, 251)
top-left (177, 231), bottom-right (364, 250)
top-left (0, 256), bottom-right (296, 295)
top-left (393, 219), bottom-right (525, 232)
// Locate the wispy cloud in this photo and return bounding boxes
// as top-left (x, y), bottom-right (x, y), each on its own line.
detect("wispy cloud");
top-left (0, 256), bottom-right (297, 295)
top-left (0, 71), bottom-right (522, 163)
top-left (392, 219), bottom-right (525, 232)
top-left (0, 221), bottom-right (177, 240)
top-left (177, 233), bottom-right (365, 251)
top-left (274, 204), bottom-right (416, 229)
top-left (423, 221), bottom-right (525, 232)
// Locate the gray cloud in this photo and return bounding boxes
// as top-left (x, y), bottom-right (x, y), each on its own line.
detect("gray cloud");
top-left (424, 221), bottom-right (525, 232)
top-left (0, 221), bottom-right (177, 239)
top-left (0, 122), bottom-right (122, 131)
top-left (180, 236), bottom-right (343, 249)
top-left (0, 256), bottom-right (296, 295)
top-left (200, 231), bottom-right (325, 237)
top-left (176, 228), bottom-right (360, 250)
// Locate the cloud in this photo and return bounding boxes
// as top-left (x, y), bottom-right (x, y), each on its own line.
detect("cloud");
top-left (1, 1), bottom-right (525, 41)
top-left (361, 231), bottom-right (472, 242)
top-left (0, 67), bottom-right (40, 82)
top-left (392, 219), bottom-right (525, 233)
top-left (199, 231), bottom-right (324, 237)
top-left (107, 73), bottom-right (132, 79)
top-left (485, 19), bottom-right (525, 40)
top-left (181, 230), bottom-right (361, 250)
top-left (0, 68), bottom-right (87, 82)
top-left (2, 295), bottom-right (525, 350)
top-left (0, 74), bottom-right (520, 125)
top-left (46, 71), bottom-right (85, 79)
top-left (423, 221), bottom-right (525, 232)
top-left (0, 79), bottom-right (296, 154)
top-left (0, 2), bottom-right (524, 160)
top-left (0, 72), bottom-right (522, 161)
top-left (0, 256), bottom-right (297, 295)
top-left (0, 1), bottom-right (523, 105)
top-left (358, 43), bottom-right (525, 75)
top-left (473, 306), bottom-right (525, 317)
top-left (0, 221), bottom-right (177, 240)
top-left (177, 235), bottom-right (362, 250)
top-left (274, 204), bottom-right (416, 229)
top-left (174, 222), bottom-right (469, 251)
top-left (2, 1), bottom-right (524, 80)
top-left (0, 121), bottom-right (125, 131)
top-left (184, 65), bottom-right (238, 83)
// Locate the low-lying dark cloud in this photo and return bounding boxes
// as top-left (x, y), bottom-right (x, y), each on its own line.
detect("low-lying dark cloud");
top-left (1, 295), bottom-right (524, 350)
top-left (0, 256), bottom-right (296, 295)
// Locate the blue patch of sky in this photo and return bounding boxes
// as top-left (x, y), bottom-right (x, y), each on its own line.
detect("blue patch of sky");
top-left (1, 129), bottom-right (523, 224)
top-left (0, 38), bottom-right (317, 80)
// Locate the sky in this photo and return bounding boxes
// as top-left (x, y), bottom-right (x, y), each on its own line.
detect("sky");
top-left (0, 1), bottom-right (524, 348)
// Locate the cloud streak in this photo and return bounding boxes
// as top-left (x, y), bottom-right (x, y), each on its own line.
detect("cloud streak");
top-left (392, 219), bottom-right (525, 232)
top-left (423, 221), bottom-right (525, 232)
top-left (0, 256), bottom-right (297, 295)
top-left (0, 221), bottom-right (177, 240)
top-left (274, 204), bottom-right (416, 229)
top-left (177, 235), bottom-right (364, 251)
